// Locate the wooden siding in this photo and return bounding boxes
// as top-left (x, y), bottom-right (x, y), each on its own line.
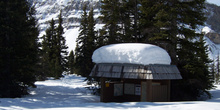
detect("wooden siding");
top-left (90, 63), bottom-right (182, 80)
top-left (152, 85), bottom-right (168, 102)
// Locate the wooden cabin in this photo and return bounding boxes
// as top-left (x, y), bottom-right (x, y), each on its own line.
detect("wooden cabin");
top-left (89, 43), bottom-right (182, 102)
top-left (89, 63), bottom-right (182, 102)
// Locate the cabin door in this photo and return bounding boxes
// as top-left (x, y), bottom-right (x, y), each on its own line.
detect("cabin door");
top-left (141, 82), bottom-right (147, 101)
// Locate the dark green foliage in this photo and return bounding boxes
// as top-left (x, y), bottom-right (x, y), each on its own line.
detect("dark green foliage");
top-left (40, 19), bottom-right (56, 78)
top-left (99, 0), bottom-right (122, 44)
top-left (75, 5), bottom-right (96, 77)
top-left (175, 0), bottom-right (214, 100)
top-left (0, 0), bottom-right (39, 97)
top-left (174, 36), bottom-right (214, 100)
top-left (56, 10), bottom-right (68, 69)
top-left (214, 54), bottom-right (220, 84)
top-left (139, 0), bottom-right (213, 100)
top-left (40, 11), bottom-right (68, 79)
top-left (68, 50), bottom-right (75, 74)
top-left (121, 0), bottom-right (141, 43)
top-left (74, 5), bottom-right (89, 76)
top-left (140, 0), bottom-right (179, 64)
top-left (99, 0), bottom-right (142, 44)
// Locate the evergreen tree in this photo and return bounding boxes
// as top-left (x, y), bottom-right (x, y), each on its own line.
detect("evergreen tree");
top-left (55, 10), bottom-right (68, 78)
top-left (210, 61), bottom-right (215, 84)
top-left (38, 35), bottom-right (50, 80)
top-left (68, 50), bottom-right (75, 74)
top-left (118, 0), bottom-right (140, 43)
top-left (41, 19), bottom-right (56, 77)
top-left (140, 0), bottom-right (178, 64)
top-left (99, 0), bottom-right (122, 44)
top-left (40, 11), bottom-right (68, 79)
top-left (75, 5), bottom-right (96, 77)
top-left (139, 0), bottom-right (159, 43)
top-left (75, 5), bottom-right (89, 76)
top-left (140, 0), bottom-right (214, 100)
top-left (99, 0), bottom-right (141, 44)
top-left (0, 0), bottom-right (39, 97)
top-left (214, 53), bottom-right (220, 84)
top-left (175, 0), bottom-right (214, 100)
top-left (87, 7), bottom-right (97, 75)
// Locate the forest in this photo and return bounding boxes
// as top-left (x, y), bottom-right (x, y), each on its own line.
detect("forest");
top-left (0, 0), bottom-right (216, 101)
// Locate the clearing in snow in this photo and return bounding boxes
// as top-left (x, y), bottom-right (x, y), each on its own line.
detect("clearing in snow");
top-left (0, 74), bottom-right (220, 110)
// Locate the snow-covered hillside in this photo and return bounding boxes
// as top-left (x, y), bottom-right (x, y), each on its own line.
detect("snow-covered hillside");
top-left (202, 26), bottom-right (220, 59)
top-left (0, 74), bottom-right (220, 110)
top-left (32, 0), bottom-right (101, 51)
top-left (207, 0), bottom-right (220, 6)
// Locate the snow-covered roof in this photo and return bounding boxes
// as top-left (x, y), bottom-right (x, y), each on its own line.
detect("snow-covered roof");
top-left (92, 43), bottom-right (171, 65)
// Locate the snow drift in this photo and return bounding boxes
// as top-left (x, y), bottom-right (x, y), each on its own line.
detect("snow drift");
top-left (92, 43), bottom-right (171, 65)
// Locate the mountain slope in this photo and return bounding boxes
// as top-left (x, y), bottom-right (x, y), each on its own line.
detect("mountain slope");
top-left (32, 0), bottom-right (100, 51)
top-left (33, 0), bottom-right (100, 31)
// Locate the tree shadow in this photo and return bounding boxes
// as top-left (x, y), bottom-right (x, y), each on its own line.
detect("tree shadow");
top-left (0, 84), bottom-right (175, 109)
top-left (207, 87), bottom-right (220, 103)
top-left (1, 83), bottom-right (220, 109)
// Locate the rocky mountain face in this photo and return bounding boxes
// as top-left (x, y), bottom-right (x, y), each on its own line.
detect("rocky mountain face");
top-left (31, 0), bottom-right (101, 32)
top-left (206, 3), bottom-right (220, 33)
top-left (205, 3), bottom-right (220, 44)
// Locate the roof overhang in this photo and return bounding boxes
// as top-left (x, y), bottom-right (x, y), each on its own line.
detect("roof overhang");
top-left (89, 63), bottom-right (182, 80)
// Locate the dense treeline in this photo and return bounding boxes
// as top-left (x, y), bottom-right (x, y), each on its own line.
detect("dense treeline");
top-left (75, 0), bottom-right (214, 101)
top-left (0, 0), bottom-right (70, 97)
top-left (0, 0), bottom-right (39, 97)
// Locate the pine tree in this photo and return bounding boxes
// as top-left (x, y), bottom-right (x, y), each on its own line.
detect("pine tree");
top-left (139, 0), bottom-right (159, 43)
top-left (175, 0), bottom-right (214, 100)
top-left (38, 35), bottom-right (50, 80)
top-left (40, 11), bottom-right (68, 79)
top-left (215, 53), bottom-right (220, 84)
top-left (75, 5), bottom-right (89, 76)
top-left (75, 5), bottom-right (96, 77)
top-left (68, 50), bottom-right (75, 74)
top-left (87, 7), bottom-right (97, 75)
top-left (140, 0), bottom-right (214, 100)
top-left (140, 0), bottom-right (178, 64)
top-left (38, 19), bottom-right (56, 79)
top-left (99, 0), bottom-right (142, 44)
top-left (55, 10), bottom-right (68, 78)
top-left (175, 35), bottom-right (214, 100)
top-left (0, 0), bottom-right (39, 97)
top-left (41, 19), bottom-right (56, 77)
top-left (99, 0), bottom-right (122, 44)
top-left (120, 0), bottom-right (141, 43)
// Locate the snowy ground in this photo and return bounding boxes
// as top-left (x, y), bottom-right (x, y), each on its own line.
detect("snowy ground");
top-left (0, 74), bottom-right (220, 110)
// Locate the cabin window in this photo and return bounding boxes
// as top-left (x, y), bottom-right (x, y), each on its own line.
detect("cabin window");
top-left (124, 83), bottom-right (141, 96)
top-left (135, 85), bottom-right (141, 95)
top-left (124, 83), bottom-right (135, 95)
top-left (114, 83), bottom-right (123, 96)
